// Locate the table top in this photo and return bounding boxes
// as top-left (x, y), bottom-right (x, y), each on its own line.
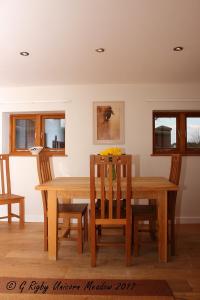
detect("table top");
top-left (36, 176), bottom-right (177, 196)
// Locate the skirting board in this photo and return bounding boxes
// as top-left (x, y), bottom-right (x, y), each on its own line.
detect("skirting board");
top-left (175, 216), bottom-right (200, 224)
top-left (0, 215), bottom-right (43, 223)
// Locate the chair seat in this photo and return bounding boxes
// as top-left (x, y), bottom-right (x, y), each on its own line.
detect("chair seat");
top-left (0, 194), bottom-right (24, 202)
top-left (132, 204), bottom-right (156, 218)
top-left (58, 203), bottom-right (88, 214)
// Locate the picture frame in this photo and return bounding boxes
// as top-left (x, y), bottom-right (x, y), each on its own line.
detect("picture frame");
top-left (93, 101), bottom-right (125, 144)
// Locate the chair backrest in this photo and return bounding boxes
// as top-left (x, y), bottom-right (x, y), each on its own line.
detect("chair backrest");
top-left (169, 154), bottom-right (182, 185)
top-left (37, 152), bottom-right (52, 184)
top-left (90, 154), bottom-right (132, 221)
top-left (168, 154), bottom-right (182, 211)
top-left (0, 154), bottom-right (11, 195)
top-left (37, 152), bottom-right (52, 214)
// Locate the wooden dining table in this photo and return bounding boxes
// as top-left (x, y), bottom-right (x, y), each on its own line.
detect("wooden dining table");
top-left (35, 176), bottom-right (178, 262)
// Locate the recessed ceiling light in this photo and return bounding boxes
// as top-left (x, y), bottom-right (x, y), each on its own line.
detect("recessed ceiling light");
top-left (20, 51), bottom-right (30, 56)
top-left (173, 46), bottom-right (184, 52)
top-left (95, 48), bottom-right (105, 53)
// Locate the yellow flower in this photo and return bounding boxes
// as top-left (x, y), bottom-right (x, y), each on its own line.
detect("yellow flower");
top-left (99, 147), bottom-right (122, 156)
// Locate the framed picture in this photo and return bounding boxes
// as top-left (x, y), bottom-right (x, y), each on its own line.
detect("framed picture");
top-left (93, 101), bottom-right (125, 144)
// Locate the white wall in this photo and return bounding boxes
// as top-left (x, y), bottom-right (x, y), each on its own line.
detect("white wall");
top-left (0, 83), bottom-right (200, 223)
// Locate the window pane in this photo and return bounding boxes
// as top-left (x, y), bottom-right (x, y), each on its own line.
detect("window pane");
top-left (44, 119), bottom-right (65, 149)
top-left (187, 117), bottom-right (200, 148)
top-left (155, 117), bottom-right (176, 149)
top-left (15, 119), bottom-right (35, 149)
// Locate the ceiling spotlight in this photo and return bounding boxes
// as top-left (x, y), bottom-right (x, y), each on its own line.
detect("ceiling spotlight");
top-left (20, 51), bottom-right (30, 56)
top-left (95, 48), bottom-right (105, 53)
top-left (173, 46), bottom-right (184, 52)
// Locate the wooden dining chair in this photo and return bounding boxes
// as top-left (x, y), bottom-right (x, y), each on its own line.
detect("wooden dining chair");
top-left (132, 154), bottom-right (182, 256)
top-left (37, 152), bottom-right (88, 253)
top-left (0, 154), bottom-right (24, 228)
top-left (90, 154), bottom-right (132, 267)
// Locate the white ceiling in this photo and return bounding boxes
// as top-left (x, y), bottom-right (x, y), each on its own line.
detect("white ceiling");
top-left (0, 0), bottom-right (200, 86)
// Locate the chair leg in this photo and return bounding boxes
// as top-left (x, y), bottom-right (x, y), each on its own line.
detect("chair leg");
top-left (8, 204), bottom-right (12, 224)
top-left (44, 217), bottom-right (48, 251)
top-left (90, 221), bottom-right (96, 267)
top-left (125, 220), bottom-right (132, 266)
top-left (97, 225), bottom-right (102, 236)
top-left (61, 217), bottom-right (70, 238)
top-left (149, 219), bottom-right (156, 241)
top-left (77, 215), bottom-right (83, 254)
top-left (19, 198), bottom-right (25, 229)
top-left (170, 217), bottom-right (176, 256)
top-left (123, 225), bottom-right (126, 236)
top-left (84, 208), bottom-right (88, 242)
top-left (133, 219), bottom-right (139, 256)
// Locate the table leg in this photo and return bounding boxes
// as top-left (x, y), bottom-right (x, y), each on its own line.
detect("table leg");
top-left (157, 190), bottom-right (168, 262)
top-left (48, 190), bottom-right (58, 260)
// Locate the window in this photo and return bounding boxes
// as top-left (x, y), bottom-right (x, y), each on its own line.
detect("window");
top-left (153, 111), bottom-right (200, 155)
top-left (10, 113), bottom-right (65, 156)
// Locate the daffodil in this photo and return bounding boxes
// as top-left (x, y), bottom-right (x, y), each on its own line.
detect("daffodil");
top-left (99, 147), bottom-right (122, 156)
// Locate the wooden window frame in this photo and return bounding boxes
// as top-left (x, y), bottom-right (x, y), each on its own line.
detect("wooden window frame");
top-left (153, 110), bottom-right (200, 156)
top-left (10, 113), bottom-right (65, 156)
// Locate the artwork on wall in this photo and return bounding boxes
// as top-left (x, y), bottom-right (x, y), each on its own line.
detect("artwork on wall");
top-left (93, 101), bottom-right (125, 144)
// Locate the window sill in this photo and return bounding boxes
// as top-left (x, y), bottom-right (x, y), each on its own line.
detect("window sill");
top-left (151, 152), bottom-right (200, 156)
top-left (9, 151), bottom-right (67, 157)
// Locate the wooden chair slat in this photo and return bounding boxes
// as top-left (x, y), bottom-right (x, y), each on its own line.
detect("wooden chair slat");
top-left (6, 157), bottom-right (11, 195)
top-left (116, 163), bottom-right (121, 218)
top-left (123, 164), bottom-right (126, 177)
top-left (108, 163), bottom-right (113, 219)
top-left (0, 159), bottom-right (5, 194)
top-left (90, 155), bottom-right (96, 221)
top-left (100, 163), bottom-right (105, 219)
top-left (169, 154), bottom-right (182, 185)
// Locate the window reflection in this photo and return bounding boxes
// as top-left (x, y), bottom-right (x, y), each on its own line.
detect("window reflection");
top-left (155, 117), bottom-right (176, 149)
top-left (44, 119), bottom-right (65, 149)
top-left (16, 119), bottom-right (35, 149)
top-left (187, 117), bottom-right (200, 148)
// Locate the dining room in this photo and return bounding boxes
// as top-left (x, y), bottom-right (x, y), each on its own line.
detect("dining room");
top-left (0, 1), bottom-right (200, 299)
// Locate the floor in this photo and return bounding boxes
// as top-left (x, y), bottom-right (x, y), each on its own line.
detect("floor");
top-left (0, 223), bottom-right (199, 300)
